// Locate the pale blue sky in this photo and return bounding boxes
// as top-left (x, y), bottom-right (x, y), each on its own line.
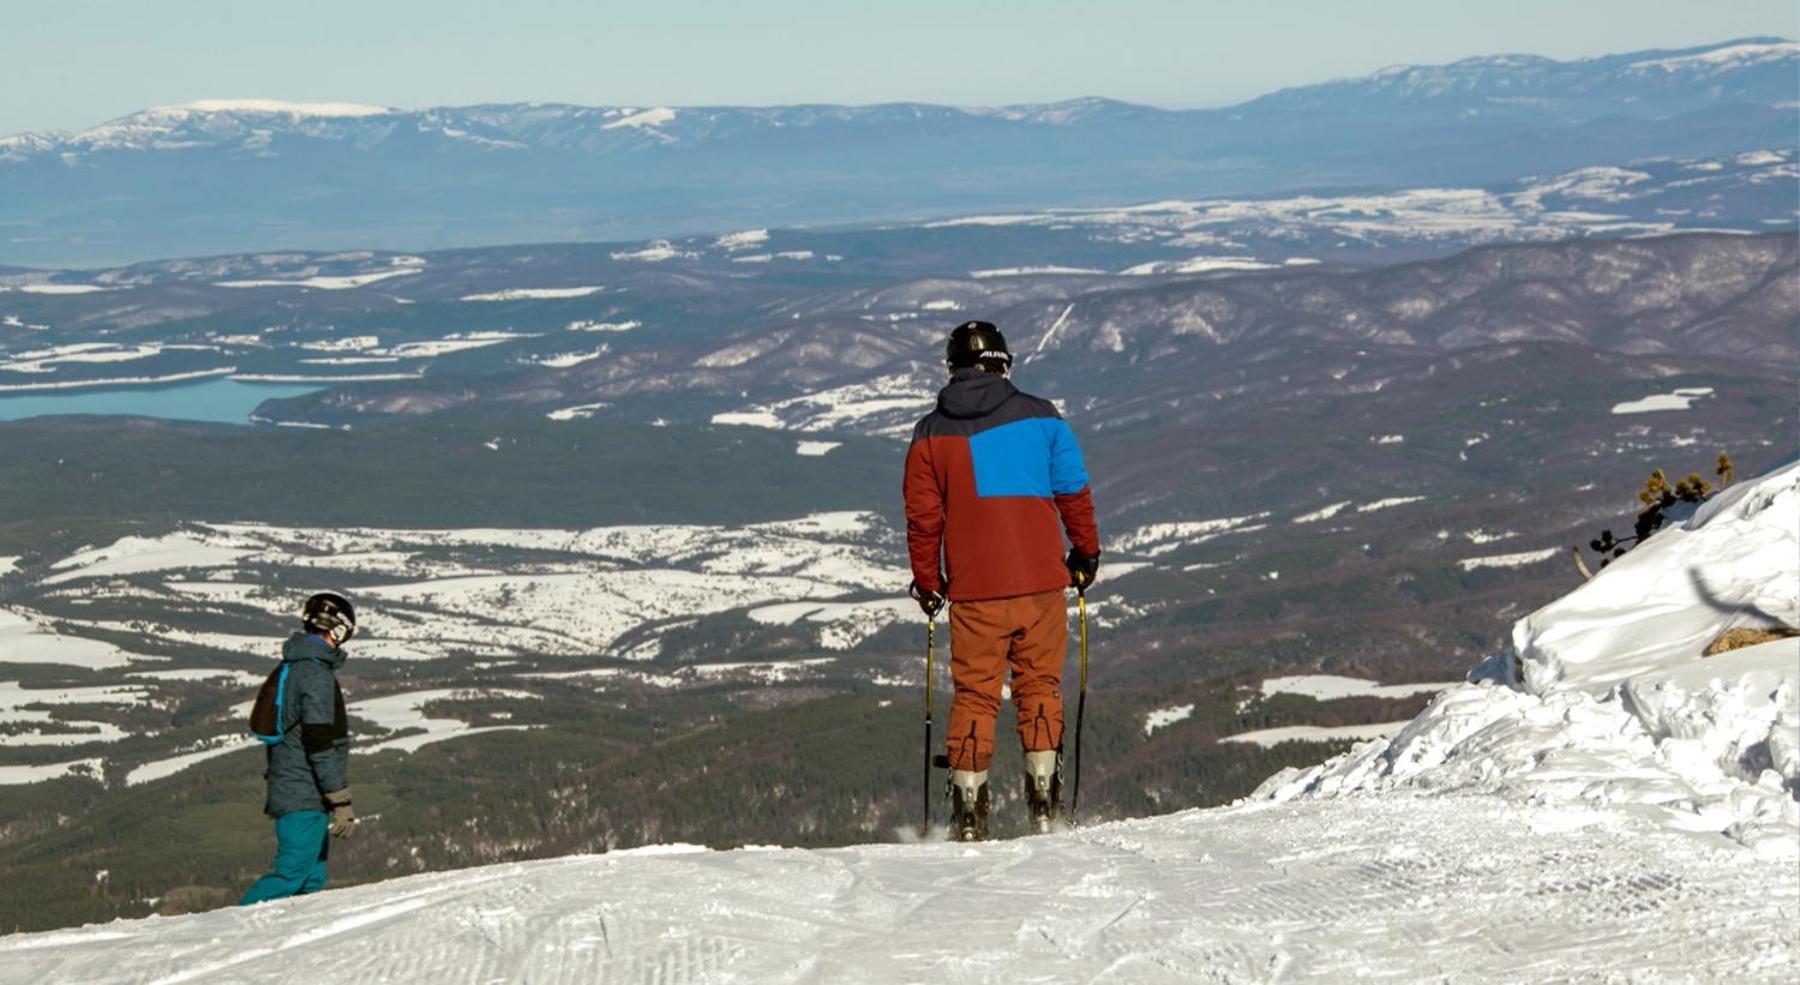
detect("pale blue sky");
top-left (5, 0), bottom-right (1794, 134)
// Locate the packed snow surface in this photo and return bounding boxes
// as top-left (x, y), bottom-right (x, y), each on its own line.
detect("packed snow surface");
top-left (2, 790), bottom-right (1790, 982)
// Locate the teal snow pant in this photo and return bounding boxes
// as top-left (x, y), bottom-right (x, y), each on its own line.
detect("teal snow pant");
top-left (239, 809), bottom-right (329, 905)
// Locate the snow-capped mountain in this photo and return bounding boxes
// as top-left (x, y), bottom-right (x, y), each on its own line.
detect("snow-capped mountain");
top-left (9, 39), bottom-right (1791, 160)
top-left (0, 38), bottom-right (1792, 264)
top-left (2, 96), bottom-right (1164, 160)
top-left (2, 460), bottom-right (1791, 983)
top-left (1246, 37), bottom-right (1799, 120)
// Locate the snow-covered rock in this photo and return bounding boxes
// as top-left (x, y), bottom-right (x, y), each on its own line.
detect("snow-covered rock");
top-left (1258, 457), bottom-right (1800, 857)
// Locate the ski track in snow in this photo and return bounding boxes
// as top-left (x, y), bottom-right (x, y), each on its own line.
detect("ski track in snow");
top-left (0, 792), bottom-right (1790, 983)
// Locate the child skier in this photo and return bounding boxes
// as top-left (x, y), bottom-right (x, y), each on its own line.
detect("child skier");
top-left (239, 592), bottom-right (357, 905)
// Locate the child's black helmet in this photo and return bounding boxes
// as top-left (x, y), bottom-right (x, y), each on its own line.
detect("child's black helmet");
top-left (302, 592), bottom-right (357, 645)
top-left (945, 320), bottom-right (1013, 371)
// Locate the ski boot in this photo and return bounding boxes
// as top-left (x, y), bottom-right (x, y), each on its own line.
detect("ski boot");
top-left (948, 769), bottom-right (990, 842)
top-left (1023, 749), bottom-right (1063, 834)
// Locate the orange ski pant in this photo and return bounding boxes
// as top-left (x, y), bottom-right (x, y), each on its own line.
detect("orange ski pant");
top-left (944, 589), bottom-right (1067, 772)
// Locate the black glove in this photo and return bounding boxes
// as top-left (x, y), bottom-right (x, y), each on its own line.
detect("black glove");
top-left (1065, 548), bottom-right (1101, 593)
top-left (908, 581), bottom-right (946, 619)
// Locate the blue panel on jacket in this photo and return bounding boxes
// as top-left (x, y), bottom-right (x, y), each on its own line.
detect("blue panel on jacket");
top-left (969, 417), bottom-right (1088, 497)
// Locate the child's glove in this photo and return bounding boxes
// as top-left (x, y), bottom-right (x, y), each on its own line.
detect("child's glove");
top-left (323, 788), bottom-right (356, 839)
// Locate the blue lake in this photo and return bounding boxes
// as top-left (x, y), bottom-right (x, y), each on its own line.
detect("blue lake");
top-left (0, 378), bottom-right (324, 424)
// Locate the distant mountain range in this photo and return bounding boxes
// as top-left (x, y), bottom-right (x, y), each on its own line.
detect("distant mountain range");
top-left (0, 38), bottom-right (1793, 265)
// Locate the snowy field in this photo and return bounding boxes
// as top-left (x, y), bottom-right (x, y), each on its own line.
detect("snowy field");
top-left (24, 512), bottom-right (908, 663)
top-left (1222, 721), bottom-right (1411, 747)
top-left (0, 511), bottom-right (925, 784)
top-left (931, 186), bottom-right (1650, 264)
top-left (1257, 674), bottom-right (1459, 702)
top-left (1, 502), bottom-right (1232, 787)
top-left (710, 373), bottom-right (936, 437)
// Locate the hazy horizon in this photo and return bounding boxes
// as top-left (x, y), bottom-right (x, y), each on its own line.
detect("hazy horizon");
top-left (4, 0), bottom-right (1794, 135)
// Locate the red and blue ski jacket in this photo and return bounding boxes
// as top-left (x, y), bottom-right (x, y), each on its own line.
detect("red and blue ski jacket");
top-left (903, 370), bottom-right (1101, 602)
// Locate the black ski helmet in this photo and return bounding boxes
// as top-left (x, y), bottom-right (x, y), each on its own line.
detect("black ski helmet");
top-left (945, 320), bottom-right (1013, 372)
top-left (302, 592), bottom-right (357, 646)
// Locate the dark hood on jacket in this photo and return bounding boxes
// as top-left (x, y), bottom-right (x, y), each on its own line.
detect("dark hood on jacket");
top-left (937, 370), bottom-right (1018, 420)
top-left (282, 631), bottom-right (345, 671)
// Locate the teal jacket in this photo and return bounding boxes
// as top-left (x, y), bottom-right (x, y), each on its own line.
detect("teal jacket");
top-left (263, 633), bottom-right (350, 817)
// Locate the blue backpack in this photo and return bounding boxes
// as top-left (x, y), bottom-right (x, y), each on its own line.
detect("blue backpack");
top-left (247, 664), bottom-right (294, 745)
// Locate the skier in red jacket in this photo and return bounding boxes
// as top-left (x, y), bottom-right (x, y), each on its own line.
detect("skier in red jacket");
top-left (903, 320), bottom-right (1102, 840)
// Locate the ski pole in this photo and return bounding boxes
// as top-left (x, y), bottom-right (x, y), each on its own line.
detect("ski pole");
top-left (1070, 587), bottom-right (1088, 821)
top-left (922, 614), bottom-right (936, 838)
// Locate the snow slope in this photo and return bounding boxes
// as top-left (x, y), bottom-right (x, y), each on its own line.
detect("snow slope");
top-left (2, 463), bottom-right (1794, 981)
top-left (1259, 457), bottom-right (1800, 858)
top-left (0, 790), bottom-right (1789, 983)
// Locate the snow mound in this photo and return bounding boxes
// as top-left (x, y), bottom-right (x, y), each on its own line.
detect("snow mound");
top-left (1258, 458), bottom-right (1800, 857)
